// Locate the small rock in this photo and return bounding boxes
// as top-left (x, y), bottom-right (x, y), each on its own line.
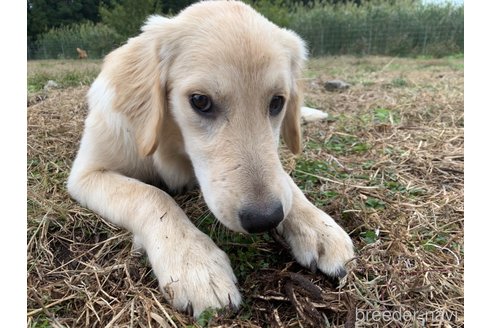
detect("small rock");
top-left (324, 79), bottom-right (350, 92)
top-left (43, 80), bottom-right (59, 90)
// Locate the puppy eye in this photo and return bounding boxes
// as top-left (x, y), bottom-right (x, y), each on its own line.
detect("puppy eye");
top-left (269, 96), bottom-right (285, 116)
top-left (190, 94), bottom-right (213, 114)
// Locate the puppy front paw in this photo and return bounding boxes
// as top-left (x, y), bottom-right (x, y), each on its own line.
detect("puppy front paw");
top-left (277, 206), bottom-right (354, 279)
top-left (146, 231), bottom-right (241, 317)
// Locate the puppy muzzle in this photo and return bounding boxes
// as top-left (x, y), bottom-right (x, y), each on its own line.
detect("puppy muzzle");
top-left (238, 201), bottom-right (284, 233)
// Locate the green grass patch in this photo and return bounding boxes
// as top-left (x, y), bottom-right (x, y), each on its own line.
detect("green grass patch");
top-left (360, 230), bottom-right (379, 244)
top-left (195, 307), bottom-right (219, 327)
top-left (310, 190), bottom-right (340, 208)
top-left (292, 158), bottom-right (348, 205)
top-left (361, 80), bottom-right (376, 87)
top-left (390, 77), bottom-right (408, 88)
top-left (373, 107), bottom-right (400, 124)
top-left (364, 197), bottom-right (386, 209)
top-left (422, 233), bottom-right (450, 252)
top-left (357, 107), bottom-right (400, 127)
top-left (30, 316), bottom-right (52, 328)
top-left (325, 134), bottom-right (371, 155)
top-left (293, 158), bottom-right (348, 183)
top-left (27, 60), bottom-right (101, 94)
top-left (27, 69), bottom-right (99, 92)
top-left (194, 212), bottom-right (276, 281)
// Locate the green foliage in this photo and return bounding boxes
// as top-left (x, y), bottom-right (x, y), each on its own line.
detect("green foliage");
top-left (225, 233), bottom-right (276, 280)
top-left (28, 0), bottom-right (464, 60)
top-left (422, 233), bottom-right (452, 252)
top-left (360, 230), bottom-right (378, 244)
top-left (373, 107), bottom-right (399, 124)
top-left (27, 60), bottom-right (100, 92)
top-left (32, 22), bottom-right (121, 59)
top-left (288, 0), bottom-right (464, 57)
top-left (229, 243), bottom-right (271, 280)
top-left (244, 0), bottom-right (291, 27)
top-left (325, 134), bottom-right (370, 155)
top-left (196, 307), bottom-right (218, 327)
top-left (193, 212), bottom-right (274, 281)
top-left (27, 0), bottom-right (194, 42)
top-left (365, 197), bottom-right (386, 209)
top-left (29, 315), bottom-right (52, 328)
top-left (161, 0), bottom-right (199, 15)
top-left (294, 158), bottom-right (332, 183)
top-left (99, 0), bottom-right (162, 40)
top-left (390, 77), bottom-right (408, 88)
top-left (28, 0), bottom-right (106, 41)
top-left (27, 71), bottom-right (51, 93)
top-left (292, 158), bottom-right (348, 206)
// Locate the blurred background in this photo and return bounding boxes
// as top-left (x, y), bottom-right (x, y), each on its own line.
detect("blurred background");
top-left (27, 0), bottom-right (464, 60)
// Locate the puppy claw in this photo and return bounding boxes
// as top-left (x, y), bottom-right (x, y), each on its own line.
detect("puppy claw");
top-left (334, 266), bottom-right (347, 279)
top-left (325, 266), bottom-right (349, 288)
top-left (228, 294), bottom-right (235, 310)
top-left (185, 302), bottom-right (194, 317)
top-left (309, 259), bottom-right (318, 273)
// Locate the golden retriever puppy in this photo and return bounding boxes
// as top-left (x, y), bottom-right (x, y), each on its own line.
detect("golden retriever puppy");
top-left (68, 0), bottom-right (354, 317)
top-left (76, 47), bottom-right (88, 59)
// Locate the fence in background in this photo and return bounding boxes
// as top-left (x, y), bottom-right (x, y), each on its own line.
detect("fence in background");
top-left (27, 22), bottom-right (122, 60)
top-left (27, 39), bottom-right (117, 60)
top-left (27, 2), bottom-right (464, 60)
top-left (290, 2), bottom-right (463, 57)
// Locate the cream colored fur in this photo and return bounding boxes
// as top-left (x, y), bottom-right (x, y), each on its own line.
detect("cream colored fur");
top-left (67, 0), bottom-right (354, 317)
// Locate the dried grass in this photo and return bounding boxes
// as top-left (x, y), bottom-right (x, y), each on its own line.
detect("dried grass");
top-left (27, 56), bottom-right (463, 327)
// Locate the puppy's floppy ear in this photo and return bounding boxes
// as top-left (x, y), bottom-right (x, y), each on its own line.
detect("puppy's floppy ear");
top-left (105, 16), bottom-right (179, 157)
top-left (280, 30), bottom-right (307, 155)
top-left (282, 79), bottom-right (303, 155)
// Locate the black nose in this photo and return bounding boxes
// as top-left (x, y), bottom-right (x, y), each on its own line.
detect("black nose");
top-left (239, 201), bottom-right (284, 233)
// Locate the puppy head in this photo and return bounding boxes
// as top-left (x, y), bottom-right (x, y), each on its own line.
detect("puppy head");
top-left (123, 1), bottom-right (307, 233)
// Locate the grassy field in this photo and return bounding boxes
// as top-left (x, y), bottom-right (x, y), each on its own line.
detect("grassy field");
top-left (27, 55), bottom-right (464, 327)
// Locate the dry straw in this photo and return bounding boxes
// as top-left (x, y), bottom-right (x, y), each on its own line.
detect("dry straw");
top-left (27, 56), bottom-right (463, 327)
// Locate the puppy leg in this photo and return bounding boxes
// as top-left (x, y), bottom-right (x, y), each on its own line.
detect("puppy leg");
top-left (67, 169), bottom-right (241, 317)
top-left (276, 174), bottom-right (354, 278)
